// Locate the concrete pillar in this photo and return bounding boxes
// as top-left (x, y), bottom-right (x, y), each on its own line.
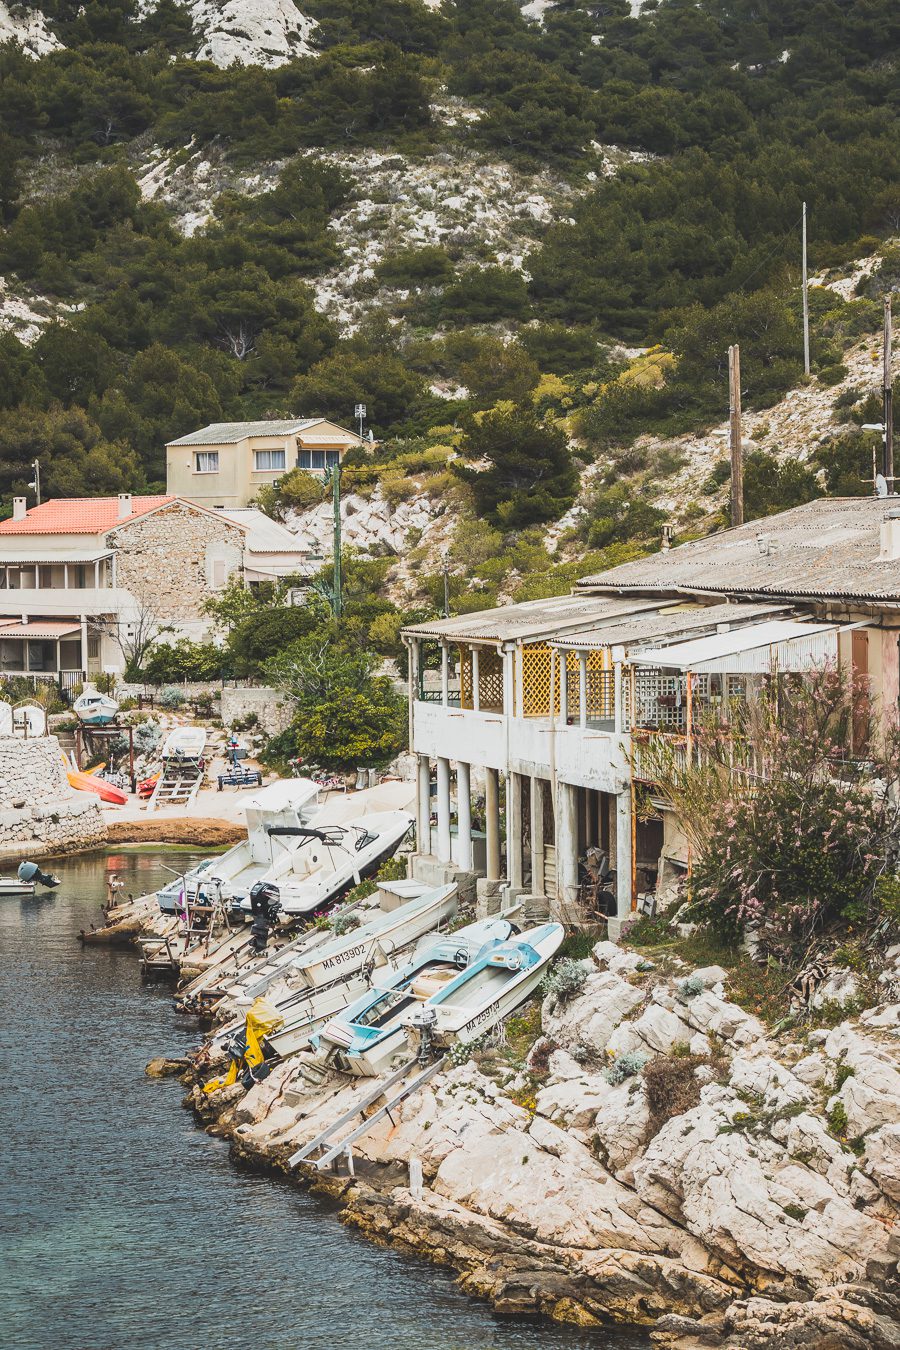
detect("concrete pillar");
top-left (416, 754), bottom-right (431, 857)
top-left (556, 780), bottom-right (579, 918)
top-left (616, 789), bottom-right (633, 921)
top-left (456, 761), bottom-right (472, 870)
top-left (80, 615), bottom-right (89, 677)
top-left (485, 767), bottom-right (501, 880)
top-left (529, 776), bottom-right (545, 895)
top-left (436, 757), bottom-right (451, 862)
top-left (507, 771), bottom-right (524, 889)
top-left (578, 652), bottom-right (588, 728)
top-left (471, 647), bottom-right (480, 711)
top-left (560, 652), bottom-right (568, 722)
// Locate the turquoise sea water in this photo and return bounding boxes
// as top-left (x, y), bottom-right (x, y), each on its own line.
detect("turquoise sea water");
top-left (0, 848), bottom-right (650, 1350)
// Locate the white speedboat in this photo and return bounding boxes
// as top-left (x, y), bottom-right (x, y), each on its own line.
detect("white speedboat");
top-left (231, 809), bottom-right (414, 920)
top-left (402, 922), bottom-right (565, 1052)
top-left (316, 917), bottom-right (515, 1076)
top-left (72, 685), bottom-right (118, 726)
top-left (0, 860), bottom-right (61, 895)
top-left (180, 778), bottom-right (321, 913)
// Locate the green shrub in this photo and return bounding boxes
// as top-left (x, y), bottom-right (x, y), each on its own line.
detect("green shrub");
top-left (142, 639), bottom-right (227, 684)
top-left (540, 958), bottom-right (589, 1005)
top-left (603, 1051), bottom-right (648, 1085)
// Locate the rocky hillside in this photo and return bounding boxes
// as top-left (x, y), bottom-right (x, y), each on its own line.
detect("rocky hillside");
top-left (0, 0), bottom-right (897, 609)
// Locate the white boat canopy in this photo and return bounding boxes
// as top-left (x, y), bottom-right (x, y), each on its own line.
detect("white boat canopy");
top-left (629, 619), bottom-right (843, 675)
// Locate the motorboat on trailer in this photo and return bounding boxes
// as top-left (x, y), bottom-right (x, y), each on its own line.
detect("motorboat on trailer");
top-left (72, 685), bottom-right (119, 726)
top-left (229, 809), bottom-right (414, 920)
top-left (401, 923), bottom-right (565, 1054)
top-left (0, 860), bottom-right (61, 896)
top-left (314, 917), bottom-right (515, 1075)
top-left (160, 726), bottom-right (207, 760)
top-left (156, 778), bottom-right (322, 915)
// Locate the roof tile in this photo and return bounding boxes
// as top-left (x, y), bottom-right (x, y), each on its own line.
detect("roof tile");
top-left (0, 496), bottom-right (173, 535)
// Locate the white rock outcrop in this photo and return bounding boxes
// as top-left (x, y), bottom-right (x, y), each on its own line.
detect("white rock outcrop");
top-left (0, 2), bottom-right (60, 58)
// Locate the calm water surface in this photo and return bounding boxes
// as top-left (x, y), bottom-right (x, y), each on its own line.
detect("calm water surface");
top-left (1, 849), bottom-right (650, 1350)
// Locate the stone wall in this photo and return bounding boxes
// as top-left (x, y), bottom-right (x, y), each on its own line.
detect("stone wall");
top-left (107, 501), bottom-right (245, 624)
top-left (0, 735), bottom-right (107, 860)
top-left (220, 684), bottom-right (293, 734)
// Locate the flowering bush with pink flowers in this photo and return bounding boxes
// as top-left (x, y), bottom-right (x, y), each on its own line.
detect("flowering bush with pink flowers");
top-left (648, 667), bottom-right (900, 963)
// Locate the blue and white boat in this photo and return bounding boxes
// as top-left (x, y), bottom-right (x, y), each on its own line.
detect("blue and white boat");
top-left (72, 685), bottom-right (119, 726)
top-left (308, 917), bottom-right (514, 1073)
top-left (405, 922), bottom-right (565, 1053)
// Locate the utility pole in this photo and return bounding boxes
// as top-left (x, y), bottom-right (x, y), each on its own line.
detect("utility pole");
top-left (801, 202), bottom-right (810, 376)
top-left (729, 344), bottom-right (744, 527)
top-left (31, 458), bottom-right (41, 506)
top-left (331, 463), bottom-right (342, 619)
top-left (884, 294), bottom-right (894, 487)
top-left (441, 551), bottom-right (450, 618)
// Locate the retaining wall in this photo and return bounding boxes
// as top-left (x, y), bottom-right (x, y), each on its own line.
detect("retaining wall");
top-left (0, 735), bottom-right (107, 860)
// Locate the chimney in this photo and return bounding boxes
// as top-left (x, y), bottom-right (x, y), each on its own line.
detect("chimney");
top-left (12, 496), bottom-right (26, 521)
top-left (661, 523), bottom-right (674, 551)
top-left (879, 507), bottom-right (900, 561)
top-left (117, 492), bottom-right (132, 520)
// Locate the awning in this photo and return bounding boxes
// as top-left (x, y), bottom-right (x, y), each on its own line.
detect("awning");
top-left (0, 620), bottom-right (83, 639)
top-left (630, 619), bottom-right (840, 674)
top-left (0, 551), bottom-right (113, 564)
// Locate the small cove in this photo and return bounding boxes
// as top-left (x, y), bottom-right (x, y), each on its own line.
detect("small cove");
top-left (1, 848), bottom-right (650, 1350)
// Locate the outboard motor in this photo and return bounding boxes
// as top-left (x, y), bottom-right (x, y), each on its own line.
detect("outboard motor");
top-left (18, 860), bottom-right (60, 889)
top-left (248, 881), bottom-right (281, 954)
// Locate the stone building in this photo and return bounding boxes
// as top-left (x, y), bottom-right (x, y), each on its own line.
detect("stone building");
top-left (0, 493), bottom-right (311, 683)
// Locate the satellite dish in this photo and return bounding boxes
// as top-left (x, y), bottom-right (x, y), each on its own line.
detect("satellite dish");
top-left (876, 473), bottom-right (889, 498)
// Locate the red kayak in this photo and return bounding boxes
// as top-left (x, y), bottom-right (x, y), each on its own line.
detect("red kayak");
top-left (67, 766), bottom-right (129, 805)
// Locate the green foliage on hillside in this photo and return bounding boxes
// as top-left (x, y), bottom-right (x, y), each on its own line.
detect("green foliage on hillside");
top-left (0, 0), bottom-right (896, 553)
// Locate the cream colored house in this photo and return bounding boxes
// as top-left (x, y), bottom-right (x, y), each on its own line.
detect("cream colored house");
top-left (166, 419), bottom-right (365, 508)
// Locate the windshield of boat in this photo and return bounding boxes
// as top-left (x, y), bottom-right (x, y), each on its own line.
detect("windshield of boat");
top-left (354, 987), bottom-right (407, 1027)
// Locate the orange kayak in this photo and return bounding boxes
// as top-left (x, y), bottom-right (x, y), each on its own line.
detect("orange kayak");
top-left (67, 766), bottom-right (129, 805)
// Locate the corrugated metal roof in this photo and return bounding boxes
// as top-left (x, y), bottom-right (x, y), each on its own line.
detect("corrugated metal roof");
top-left (576, 497), bottom-right (900, 603)
top-left (631, 619), bottom-right (838, 672)
top-left (0, 619), bottom-right (82, 638)
top-left (168, 420), bottom-right (321, 446)
top-left (0, 497), bottom-right (172, 535)
top-left (551, 601), bottom-right (785, 650)
top-left (403, 596), bottom-right (660, 644)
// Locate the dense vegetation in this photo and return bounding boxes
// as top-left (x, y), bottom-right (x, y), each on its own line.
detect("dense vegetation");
top-left (0, 0), bottom-right (897, 589)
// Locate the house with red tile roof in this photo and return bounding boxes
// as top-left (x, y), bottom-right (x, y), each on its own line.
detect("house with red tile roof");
top-left (0, 492), bottom-right (311, 684)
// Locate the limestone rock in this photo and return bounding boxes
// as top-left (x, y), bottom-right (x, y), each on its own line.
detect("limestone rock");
top-left (863, 1124), bottom-right (900, 1201)
top-left (542, 970), bottom-right (644, 1057)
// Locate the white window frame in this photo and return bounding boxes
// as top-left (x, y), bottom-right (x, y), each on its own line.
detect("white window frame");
top-left (194, 451), bottom-right (220, 474)
top-left (253, 448), bottom-right (286, 472)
